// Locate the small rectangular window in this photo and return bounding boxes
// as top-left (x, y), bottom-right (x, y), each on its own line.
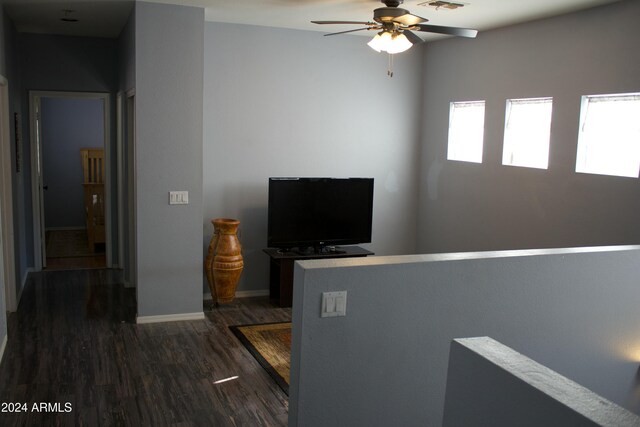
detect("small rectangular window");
top-left (447, 100), bottom-right (485, 163)
top-left (502, 97), bottom-right (553, 169)
top-left (575, 93), bottom-right (640, 178)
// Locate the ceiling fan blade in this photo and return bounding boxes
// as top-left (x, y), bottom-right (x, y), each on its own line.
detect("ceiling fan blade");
top-left (323, 27), bottom-right (373, 36)
top-left (392, 13), bottom-right (428, 26)
top-left (415, 24), bottom-right (478, 38)
top-left (312, 20), bottom-right (373, 25)
top-left (403, 30), bottom-right (424, 46)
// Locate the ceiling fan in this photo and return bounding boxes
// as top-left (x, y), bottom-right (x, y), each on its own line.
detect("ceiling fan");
top-left (311, 0), bottom-right (478, 54)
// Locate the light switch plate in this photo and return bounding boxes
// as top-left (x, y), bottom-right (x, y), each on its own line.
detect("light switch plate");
top-left (169, 191), bottom-right (189, 205)
top-left (321, 291), bottom-right (347, 318)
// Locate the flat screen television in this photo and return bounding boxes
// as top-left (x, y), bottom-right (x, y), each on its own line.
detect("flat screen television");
top-left (267, 177), bottom-right (374, 252)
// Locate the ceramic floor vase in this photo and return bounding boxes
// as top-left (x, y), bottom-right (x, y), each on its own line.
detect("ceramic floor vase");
top-left (205, 218), bottom-right (244, 304)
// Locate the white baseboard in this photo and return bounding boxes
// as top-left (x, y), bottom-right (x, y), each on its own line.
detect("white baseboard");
top-left (136, 311), bottom-right (205, 324)
top-left (0, 334), bottom-right (7, 365)
top-left (203, 289), bottom-right (269, 301)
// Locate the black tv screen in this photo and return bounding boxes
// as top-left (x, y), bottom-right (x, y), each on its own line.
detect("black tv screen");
top-left (267, 177), bottom-right (374, 250)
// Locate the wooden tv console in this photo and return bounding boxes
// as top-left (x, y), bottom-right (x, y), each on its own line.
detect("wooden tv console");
top-left (263, 246), bottom-right (374, 307)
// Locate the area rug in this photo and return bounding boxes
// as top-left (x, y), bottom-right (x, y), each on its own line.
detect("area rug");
top-left (230, 322), bottom-right (291, 395)
top-left (46, 229), bottom-right (102, 258)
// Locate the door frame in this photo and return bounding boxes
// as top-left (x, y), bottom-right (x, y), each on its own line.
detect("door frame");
top-left (0, 74), bottom-right (17, 312)
top-left (116, 91), bottom-right (124, 268)
top-left (29, 90), bottom-right (113, 270)
top-left (123, 89), bottom-right (136, 288)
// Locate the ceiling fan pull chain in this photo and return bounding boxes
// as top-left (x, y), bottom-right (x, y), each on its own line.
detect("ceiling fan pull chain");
top-left (388, 53), bottom-right (394, 78)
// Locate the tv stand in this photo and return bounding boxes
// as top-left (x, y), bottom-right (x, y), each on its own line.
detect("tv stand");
top-left (263, 246), bottom-right (374, 307)
top-left (292, 246), bottom-right (346, 256)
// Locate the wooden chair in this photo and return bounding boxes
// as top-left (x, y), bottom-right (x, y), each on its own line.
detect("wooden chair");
top-left (80, 148), bottom-right (105, 251)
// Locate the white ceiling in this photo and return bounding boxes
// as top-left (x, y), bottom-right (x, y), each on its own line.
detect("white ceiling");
top-left (2, 0), bottom-right (623, 39)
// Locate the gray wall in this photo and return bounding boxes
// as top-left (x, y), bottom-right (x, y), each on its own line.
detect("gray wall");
top-left (443, 337), bottom-right (640, 427)
top-left (0, 6), bottom-right (6, 75)
top-left (19, 33), bottom-right (118, 92)
top-left (3, 9), bottom-right (24, 310)
top-left (418, 0), bottom-right (640, 254)
top-left (203, 22), bottom-right (423, 294)
top-left (118, 10), bottom-right (135, 93)
top-left (289, 246), bottom-right (640, 426)
top-left (41, 97), bottom-right (104, 229)
top-left (134, 2), bottom-right (204, 317)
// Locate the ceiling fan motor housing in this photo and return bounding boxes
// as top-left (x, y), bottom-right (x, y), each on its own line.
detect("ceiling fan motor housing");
top-left (382, 0), bottom-right (403, 7)
top-left (374, 7), bottom-right (411, 23)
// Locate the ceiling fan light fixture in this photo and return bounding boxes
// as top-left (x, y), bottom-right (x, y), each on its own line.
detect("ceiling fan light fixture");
top-left (387, 32), bottom-right (412, 53)
top-left (367, 31), bottom-right (392, 52)
top-left (367, 30), bottom-right (412, 54)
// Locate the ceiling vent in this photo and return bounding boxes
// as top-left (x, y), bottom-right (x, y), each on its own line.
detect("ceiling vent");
top-left (418, 1), bottom-right (467, 10)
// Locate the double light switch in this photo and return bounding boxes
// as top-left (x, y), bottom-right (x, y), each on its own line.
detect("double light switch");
top-left (321, 291), bottom-right (347, 317)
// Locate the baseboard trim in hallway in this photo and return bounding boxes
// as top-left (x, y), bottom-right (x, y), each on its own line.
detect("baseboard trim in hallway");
top-left (0, 334), bottom-right (6, 365)
top-left (136, 311), bottom-right (205, 324)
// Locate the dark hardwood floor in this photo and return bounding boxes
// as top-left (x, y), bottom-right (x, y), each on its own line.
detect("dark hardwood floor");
top-left (0, 269), bottom-right (291, 426)
top-left (45, 255), bottom-right (107, 270)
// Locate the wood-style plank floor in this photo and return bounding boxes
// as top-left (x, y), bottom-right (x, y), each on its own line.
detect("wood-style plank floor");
top-left (0, 269), bottom-right (291, 426)
top-left (45, 255), bottom-right (107, 270)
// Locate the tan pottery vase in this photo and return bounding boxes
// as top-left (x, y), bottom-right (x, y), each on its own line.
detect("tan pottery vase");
top-left (205, 218), bottom-right (244, 304)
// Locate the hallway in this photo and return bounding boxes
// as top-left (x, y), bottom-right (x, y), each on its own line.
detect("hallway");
top-left (0, 269), bottom-right (290, 426)
top-left (45, 229), bottom-right (106, 270)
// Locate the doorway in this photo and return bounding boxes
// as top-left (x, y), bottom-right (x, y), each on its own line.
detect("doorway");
top-left (29, 91), bottom-right (112, 271)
